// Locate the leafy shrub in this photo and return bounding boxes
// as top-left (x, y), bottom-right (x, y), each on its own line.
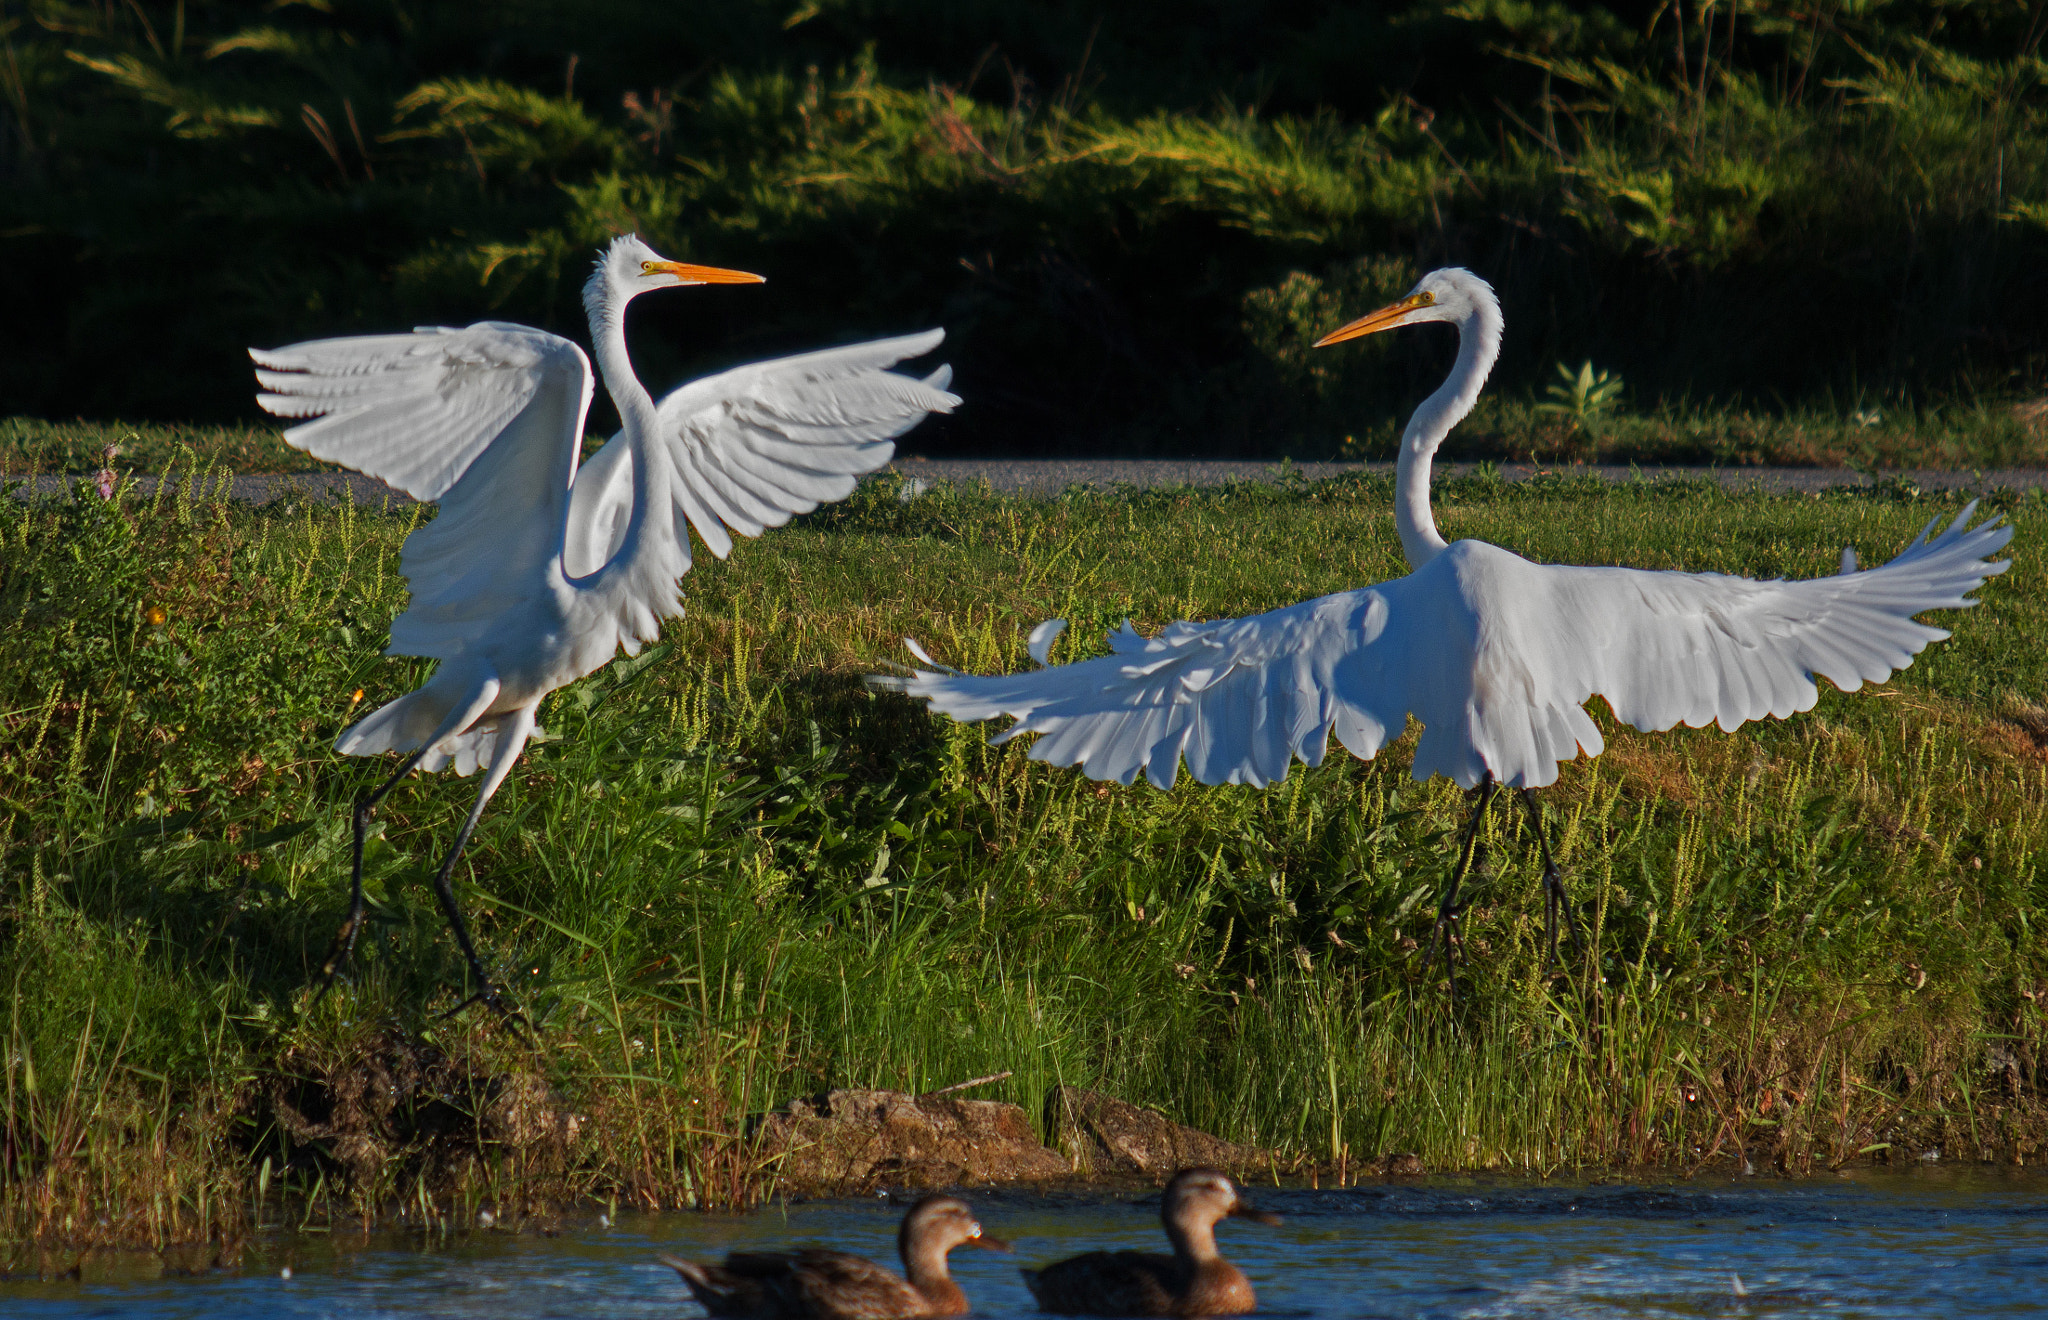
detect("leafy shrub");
top-left (0, 2), bottom-right (2043, 456)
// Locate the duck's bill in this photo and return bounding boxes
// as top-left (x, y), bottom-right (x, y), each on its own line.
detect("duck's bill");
top-left (646, 261), bottom-right (766, 285)
top-left (1313, 295), bottom-right (1425, 347)
top-left (970, 1233), bottom-right (1014, 1252)
top-left (1232, 1205), bottom-right (1284, 1226)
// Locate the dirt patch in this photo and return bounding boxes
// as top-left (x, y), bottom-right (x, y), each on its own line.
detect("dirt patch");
top-left (259, 1039), bottom-right (1289, 1210)
top-left (1995, 705), bottom-right (2048, 759)
top-left (1601, 743), bottom-right (1700, 806)
top-left (268, 1030), bottom-right (580, 1202)
top-left (755, 1088), bottom-right (1073, 1192)
top-left (1045, 1086), bottom-right (1279, 1177)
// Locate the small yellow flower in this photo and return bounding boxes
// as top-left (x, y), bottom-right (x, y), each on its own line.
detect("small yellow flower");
top-left (145, 605), bottom-right (166, 626)
top-left (349, 688), bottom-right (365, 707)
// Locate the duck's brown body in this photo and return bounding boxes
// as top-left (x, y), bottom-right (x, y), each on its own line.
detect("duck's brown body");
top-left (1022, 1168), bottom-right (1278, 1317)
top-left (661, 1195), bottom-right (1003, 1320)
top-left (1024, 1250), bottom-right (1256, 1317)
top-left (664, 1248), bottom-right (955, 1320)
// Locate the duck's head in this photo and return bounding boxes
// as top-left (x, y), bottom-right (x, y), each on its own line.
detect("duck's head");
top-left (899, 1195), bottom-right (1011, 1262)
top-left (1312, 267), bottom-right (1498, 346)
top-left (582, 233), bottom-right (764, 319)
top-left (1161, 1167), bottom-right (1282, 1230)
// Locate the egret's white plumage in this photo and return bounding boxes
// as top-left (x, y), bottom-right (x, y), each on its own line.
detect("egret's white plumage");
top-left (253, 234), bottom-right (958, 1006)
top-left (880, 268), bottom-right (2010, 797)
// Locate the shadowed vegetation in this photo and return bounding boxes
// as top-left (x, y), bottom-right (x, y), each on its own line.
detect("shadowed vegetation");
top-left (2, 1), bottom-right (2047, 459)
top-left (1, 468), bottom-right (2043, 1260)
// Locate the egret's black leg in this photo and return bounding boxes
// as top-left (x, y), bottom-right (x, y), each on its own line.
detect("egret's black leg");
top-left (1518, 789), bottom-right (1582, 966)
top-left (427, 792), bottom-right (527, 1032)
top-left (1422, 775), bottom-right (1497, 1001)
top-left (316, 747), bottom-right (431, 999)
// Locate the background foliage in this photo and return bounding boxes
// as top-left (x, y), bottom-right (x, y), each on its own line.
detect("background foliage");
top-left (4, 0), bottom-right (2048, 456)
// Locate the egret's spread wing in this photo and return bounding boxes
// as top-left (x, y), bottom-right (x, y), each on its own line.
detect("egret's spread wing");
top-left (879, 504), bottom-right (2011, 794)
top-left (876, 586), bottom-right (1423, 790)
top-left (563, 330), bottom-right (957, 578)
top-left (1554, 501), bottom-right (2012, 737)
top-left (252, 322), bottom-right (594, 658)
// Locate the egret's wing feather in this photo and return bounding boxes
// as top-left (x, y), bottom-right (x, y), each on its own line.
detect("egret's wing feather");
top-left (253, 322), bottom-right (592, 659)
top-left (877, 504), bottom-right (2011, 793)
top-left (565, 329), bottom-right (957, 600)
top-left (659, 329), bottom-right (956, 550)
top-left (1553, 502), bottom-right (2011, 737)
top-left (875, 586), bottom-right (1417, 791)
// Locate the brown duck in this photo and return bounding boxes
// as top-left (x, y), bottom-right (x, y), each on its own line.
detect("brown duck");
top-left (1022, 1167), bottom-right (1280, 1316)
top-left (659, 1195), bottom-right (1008, 1320)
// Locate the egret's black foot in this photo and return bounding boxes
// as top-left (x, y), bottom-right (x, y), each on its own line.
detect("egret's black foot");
top-left (313, 789), bottom-right (388, 1003)
top-left (313, 752), bottom-right (436, 1001)
top-left (1420, 775), bottom-right (1498, 1003)
top-left (426, 843), bottom-right (530, 1037)
top-left (1518, 789), bottom-right (1582, 968)
top-left (1421, 897), bottom-right (1468, 998)
top-left (311, 914), bottom-right (362, 1003)
top-left (441, 983), bottom-right (530, 1035)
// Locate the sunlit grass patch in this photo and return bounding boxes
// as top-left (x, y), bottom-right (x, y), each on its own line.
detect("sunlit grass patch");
top-left (0, 471), bottom-right (2042, 1259)
top-left (0, 420), bottom-right (314, 478)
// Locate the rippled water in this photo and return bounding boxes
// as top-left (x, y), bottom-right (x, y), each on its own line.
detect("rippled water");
top-left (9, 1169), bottom-right (2046, 1318)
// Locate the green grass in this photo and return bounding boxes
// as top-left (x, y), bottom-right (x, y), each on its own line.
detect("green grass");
top-left (2, 468), bottom-right (2045, 1261)
top-left (5, 407), bottom-right (2045, 476)
top-left (0, 419), bottom-right (314, 478)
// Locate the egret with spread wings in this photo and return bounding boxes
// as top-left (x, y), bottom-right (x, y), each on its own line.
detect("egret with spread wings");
top-left (878, 268), bottom-right (2010, 980)
top-left (254, 234), bottom-right (958, 1016)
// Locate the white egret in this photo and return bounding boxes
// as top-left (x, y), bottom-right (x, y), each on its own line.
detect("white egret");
top-left (878, 268), bottom-right (2011, 979)
top-left (254, 234), bottom-right (958, 1016)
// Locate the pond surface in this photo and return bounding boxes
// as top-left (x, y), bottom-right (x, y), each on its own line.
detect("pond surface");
top-left (9, 1168), bottom-right (2046, 1318)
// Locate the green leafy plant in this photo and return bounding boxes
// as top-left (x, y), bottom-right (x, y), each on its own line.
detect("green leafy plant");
top-left (1536, 359), bottom-right (1627, 437)
top-left (5, 0), bottom-right (2048, 454)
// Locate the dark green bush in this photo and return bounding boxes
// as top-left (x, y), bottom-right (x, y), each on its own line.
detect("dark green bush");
top-left (1, 1), bottom-right (2044, 456)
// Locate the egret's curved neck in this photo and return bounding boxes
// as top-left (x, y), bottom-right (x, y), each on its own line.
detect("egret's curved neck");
top-left (1395, 299), bottom-right (1501, 569)
top-left (586, 283), bottom-right (668, 572)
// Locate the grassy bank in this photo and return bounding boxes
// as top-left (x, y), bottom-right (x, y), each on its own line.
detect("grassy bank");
top-left (1, 467), bottom-right (2044, 1265)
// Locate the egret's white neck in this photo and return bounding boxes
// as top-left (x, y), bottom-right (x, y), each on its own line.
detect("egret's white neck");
top-left (1395, 297), bottom-right (1501, 568)
top-left (589, 293), bottom-right (659, 443)
top-left (585, 284), bottom-right (669, 570)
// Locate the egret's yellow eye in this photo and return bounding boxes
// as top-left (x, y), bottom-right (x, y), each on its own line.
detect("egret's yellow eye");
top-left (1416, 291), bottom-right (1436, 306)
top-left (640, 261), bottom-right (659, 274)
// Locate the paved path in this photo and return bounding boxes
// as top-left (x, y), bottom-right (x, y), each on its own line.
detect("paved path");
top-left (884, 459), bottom-right (2048, 495)
top-left (11, 460), bottom-right (2047, 506)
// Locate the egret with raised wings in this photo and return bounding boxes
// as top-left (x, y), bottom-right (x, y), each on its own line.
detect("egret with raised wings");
top-left (878, 268), bottom-right (2009, 978)
top-left (254, 234), bottom-right (958, 1016)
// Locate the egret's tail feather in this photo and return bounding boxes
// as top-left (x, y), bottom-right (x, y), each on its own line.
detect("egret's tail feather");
top-left (336, 689), bottom-right (497, 775)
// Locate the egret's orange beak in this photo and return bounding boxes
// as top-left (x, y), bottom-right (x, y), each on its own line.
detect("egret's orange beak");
top-left (1314, 293), bottom-right (1430, 348)
top-left (642, 261), bottom-right (766, 285)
